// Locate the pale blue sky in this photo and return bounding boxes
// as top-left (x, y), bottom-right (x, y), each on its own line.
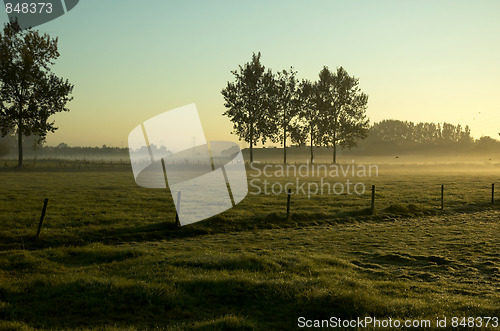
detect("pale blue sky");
top-left (1, 0), bottom-right (499, 147)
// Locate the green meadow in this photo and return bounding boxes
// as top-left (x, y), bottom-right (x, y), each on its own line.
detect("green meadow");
top-left (0, 161), bottom-right (499, 330)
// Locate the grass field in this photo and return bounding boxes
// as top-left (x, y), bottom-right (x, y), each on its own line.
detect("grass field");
top-left (0, 161), bottom-right (499, 330)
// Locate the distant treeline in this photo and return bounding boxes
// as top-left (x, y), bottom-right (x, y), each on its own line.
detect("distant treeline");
top-left (0, 138), bottom-right (129, 160)
top-left (356, 120), bottom-right (500, 155)
top-left (0, 120), bottom-right (498, 160)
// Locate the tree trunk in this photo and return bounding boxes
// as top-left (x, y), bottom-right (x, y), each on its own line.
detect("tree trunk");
top-left (249, 124), bottom-right (254, 163)
top-left (333, 117), bottom-right (338, 164)
top-left (310, 128), bottom-right (314, 164)
top-left (283, 107), bottom-right (287, 164)
top-left (17, 121), bottom-right (23, 168)
top-left (283, 127), bottom-right (287, 164)
top-left (249, 138), bottom-right (253, 163)
top-left (333, 141), bottom-right (337, 164)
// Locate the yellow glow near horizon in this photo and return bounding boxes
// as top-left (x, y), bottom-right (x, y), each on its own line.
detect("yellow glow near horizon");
top-left (2, 1), bottom-right (498, 147)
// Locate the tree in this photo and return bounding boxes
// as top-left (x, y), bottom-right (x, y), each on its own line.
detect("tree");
top-left (0, 20), bottom-right (73, 167)
top-left (459, 125), bottom-right (473, 144)
top-left (476, 136), bottom-right (500, 152)
top-left (221, 52), bottom-right (274, 163)
top-left (295, 79), bottom-right (323, 163)
top-left (316, 66), bottom-right (369, 163)
top-left (269, 67), bottom-right (300, 164)
top-left (371, 120), bottom-right (414, 143)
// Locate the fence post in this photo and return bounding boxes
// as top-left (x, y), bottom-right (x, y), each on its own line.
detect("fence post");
top-left (35, 198), bottom-right (49, 241)
top-left (175, 191), bottom-right (181, 227)
top-left (161, 158), bottom-right (181, 228)
top-left (286, 189), bottom-right (292, 220)
top-left (441, 185), bottom-right (444, 210)
top-left (492, 183), bottom-right (495, 205)
top-left (371, 185), bottom-right (375, 215)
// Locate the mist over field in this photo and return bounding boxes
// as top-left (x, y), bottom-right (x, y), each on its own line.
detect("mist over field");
top-left (1, 142), bottom-right (500, 166)
top-left (3, 118), bottom-right (499, 166)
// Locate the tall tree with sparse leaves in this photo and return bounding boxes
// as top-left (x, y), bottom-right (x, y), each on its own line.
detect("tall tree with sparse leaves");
top-left (221, 52), bottom-right (274, 163)
top-left (269, 67), bottom-right (300, 164)
top-left (0, 19), bottom-right (73, 167)
top-left (316, 66), bottom-right (369, 163)
top-left (294, 79), bottom-right (323, 163)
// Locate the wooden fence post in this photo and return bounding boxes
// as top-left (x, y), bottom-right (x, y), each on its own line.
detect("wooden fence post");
top-left (175, 191), bottom-right (181, 227)
top-left (441, 185), bottom-right (444, 210)
top-left (35, 198), bottom-right (49, 240)
top-left (492, 183), bottom-right (495, 205)
top-left (161, 158), bottom-right (181, 228)
top-left (371, 185), bottom-right (375, 215)
top-left (286, 189), bottom-right (292, 220)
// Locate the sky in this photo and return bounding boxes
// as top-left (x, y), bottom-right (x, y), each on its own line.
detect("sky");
top-left (1, 0), bottom-right (499, 147)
